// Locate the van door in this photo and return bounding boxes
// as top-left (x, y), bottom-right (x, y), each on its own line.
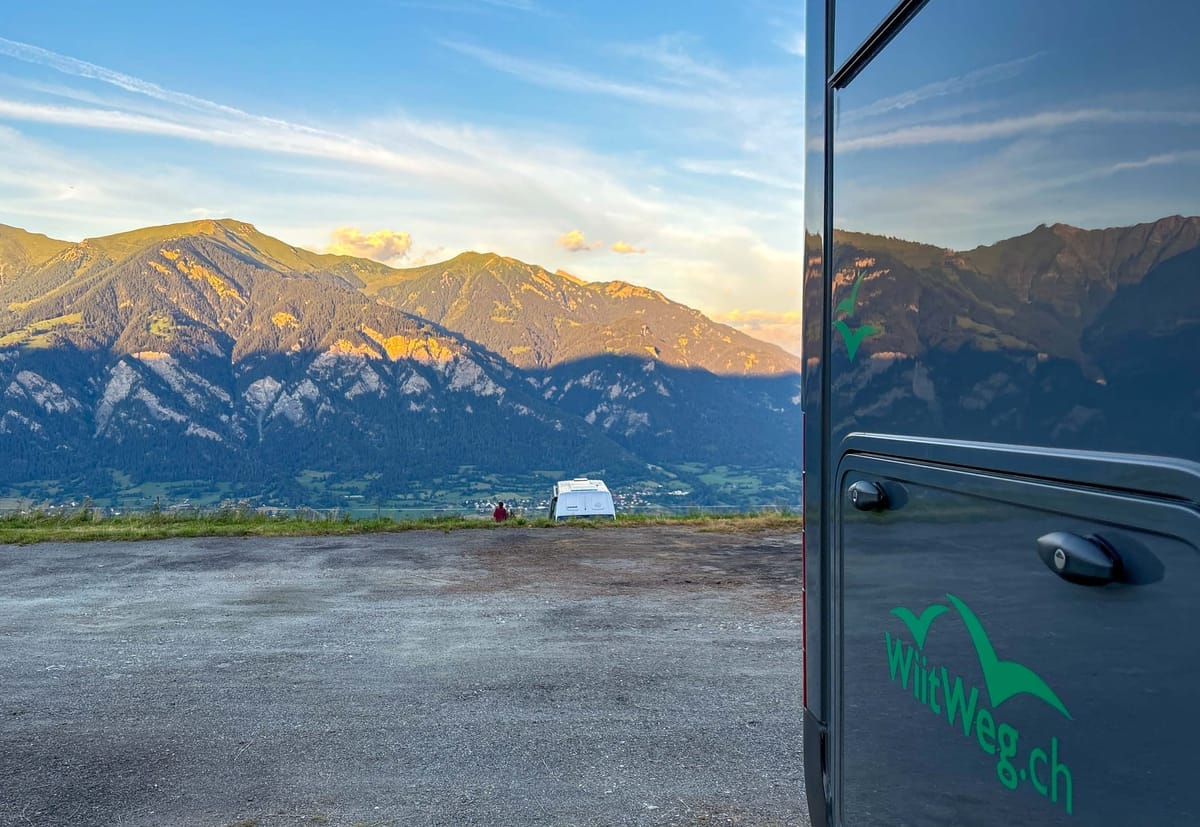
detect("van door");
top-left (834, 438), bottom-right (1200, 825)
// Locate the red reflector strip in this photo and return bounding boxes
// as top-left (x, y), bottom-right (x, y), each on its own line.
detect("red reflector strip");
top-left (801, 410), bottom-right (807, 708)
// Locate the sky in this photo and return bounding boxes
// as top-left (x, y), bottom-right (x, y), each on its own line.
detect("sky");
top-left (831, 0), bottom-right (1200, 251)
top-left (0, 0), bottom-right (806, 355)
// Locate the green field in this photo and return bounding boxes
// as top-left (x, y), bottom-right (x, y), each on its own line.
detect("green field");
top-left (1, 461), bottom-right (801, 516)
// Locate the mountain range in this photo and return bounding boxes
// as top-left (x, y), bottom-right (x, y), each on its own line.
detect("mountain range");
top-left (10, 211), bottom-right (1190, 510)
top-left (0, 219), bottom-right (801, 508)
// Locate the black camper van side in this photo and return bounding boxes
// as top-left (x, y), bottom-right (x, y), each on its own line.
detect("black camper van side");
top-left (803, 1), bottom-right (1200, 824)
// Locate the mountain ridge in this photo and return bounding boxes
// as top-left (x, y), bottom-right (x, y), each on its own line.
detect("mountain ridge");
top-left (0, 217), bottom-right (802, 507)
top-left (0, 218), bottom-right (798, 375)
top-left (362, 249), bottom-right (798, 374)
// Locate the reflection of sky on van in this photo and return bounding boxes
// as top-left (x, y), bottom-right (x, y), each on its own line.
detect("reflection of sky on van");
top-left (834, 0), bottom-right (1200, 249)
top-left (833, 0), bottom-right (904, 66)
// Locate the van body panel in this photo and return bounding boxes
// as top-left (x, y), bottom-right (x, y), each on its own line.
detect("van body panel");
top-left (804, 0), bottom-right (1200, 821)
top-left (835, 449), bottom-right (1200, 825)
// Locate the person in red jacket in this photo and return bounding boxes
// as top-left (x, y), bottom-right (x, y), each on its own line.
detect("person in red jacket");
top-left (493, 501), bottom-right (509, 522)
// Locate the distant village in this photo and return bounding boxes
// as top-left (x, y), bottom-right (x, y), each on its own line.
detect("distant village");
top-left (0, 484), bottom-right (773, 520)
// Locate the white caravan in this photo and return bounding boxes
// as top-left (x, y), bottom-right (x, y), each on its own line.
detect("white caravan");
top-left (550, 478), bottom-right (616, 520)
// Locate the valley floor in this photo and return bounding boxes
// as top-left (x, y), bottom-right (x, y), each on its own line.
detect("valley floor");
top-left (0, 527), bottom-right (809, 827)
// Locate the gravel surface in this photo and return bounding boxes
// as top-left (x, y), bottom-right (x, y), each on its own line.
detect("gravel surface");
top-left (0, 527), bottom-right (808, 827)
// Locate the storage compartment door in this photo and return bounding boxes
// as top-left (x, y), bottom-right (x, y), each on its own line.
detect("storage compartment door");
top-left (836, 452), bottom-right (1200, 826)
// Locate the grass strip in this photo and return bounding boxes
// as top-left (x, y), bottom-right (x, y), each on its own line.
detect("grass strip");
top-left (0, 510), bottom-right (802, 545)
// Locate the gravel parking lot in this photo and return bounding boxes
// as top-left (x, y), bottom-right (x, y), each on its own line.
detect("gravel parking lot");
top-left (0, 526), bottom-right (808, 827)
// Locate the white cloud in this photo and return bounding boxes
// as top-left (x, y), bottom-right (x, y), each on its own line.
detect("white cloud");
top-left (326, 227), bottom-right (414, 263)
top-left (0, 124), bottom-right (220, 237)
top-left (406, 244), bottom-right (452, 266)
top-left (779, 31), bottom-right (805, 58)
top-left (557, 229), bottom-right (601, 252)
top-left (611, 241), bottom-right (646, 254)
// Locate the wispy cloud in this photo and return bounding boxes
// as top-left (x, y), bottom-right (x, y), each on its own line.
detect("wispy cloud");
top-left (478, 0), bottom-right (536, 9)
top-left (834, 132), bottom-right (1200, 251)
top-left (678, 158), bottom-right (802, 191)
top-left (613, 34), bottom-right (733, 87)
top-left (838, 108), bottom-right (1200, 153)
top-left (0, 123), bottom-right (222, 235)
top-left (0, 43), bottom-right (664, 256)
top-left (0, 36), bottom-right (281, 123)
top-left (1102, 150), bottom-right (1200, 175)
top-left (363, 0), bottom-right (542, 15)
top-left (611, 240), bottom-right (645, 254)
top-left (0, 38), bottom-right (478, 182)
top-left (843, 54), bottom-right (1043, 123)
top-left (441, 34), bottom-right (804, 210)
top-left (440, 40), bottom-right (717, 111)
top-left (0, 97), bottom-right (472, 180)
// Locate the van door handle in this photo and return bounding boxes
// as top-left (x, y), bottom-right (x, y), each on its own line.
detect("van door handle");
top-left (847, 480), bottom-right (888, 511)
top-left (1036, 531), bottom-right (1121, 586)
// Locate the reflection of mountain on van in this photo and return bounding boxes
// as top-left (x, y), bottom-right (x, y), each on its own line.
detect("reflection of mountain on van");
top-left (833, 216), bottom-right (1200, 365)
top-left (826, 216), bottom-right (1200, 457)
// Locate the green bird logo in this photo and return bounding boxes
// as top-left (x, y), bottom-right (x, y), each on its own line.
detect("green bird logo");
top-left (889, 595), bottom-right (1072, 719)
top-left (833, 269), bottom-right (879, 361)
top-left (945, 593), bottom-right (1072, 719)
top-left (890, 603), bottom-right (949, 649)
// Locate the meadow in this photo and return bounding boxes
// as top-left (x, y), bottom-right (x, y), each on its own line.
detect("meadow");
top-left (0, 507), bottom-right (803, 545)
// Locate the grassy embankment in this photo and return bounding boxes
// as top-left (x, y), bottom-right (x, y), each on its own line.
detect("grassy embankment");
top-left (0, 509), bottom-right (803, 545)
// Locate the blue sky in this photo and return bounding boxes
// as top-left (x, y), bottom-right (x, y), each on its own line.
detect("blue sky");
top-left (0, 0), bottom-right (806, 353)
top-left (832, 0), bottom-right (1200, 251)
top-left (7, 1), bottom-right (1200, 361)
